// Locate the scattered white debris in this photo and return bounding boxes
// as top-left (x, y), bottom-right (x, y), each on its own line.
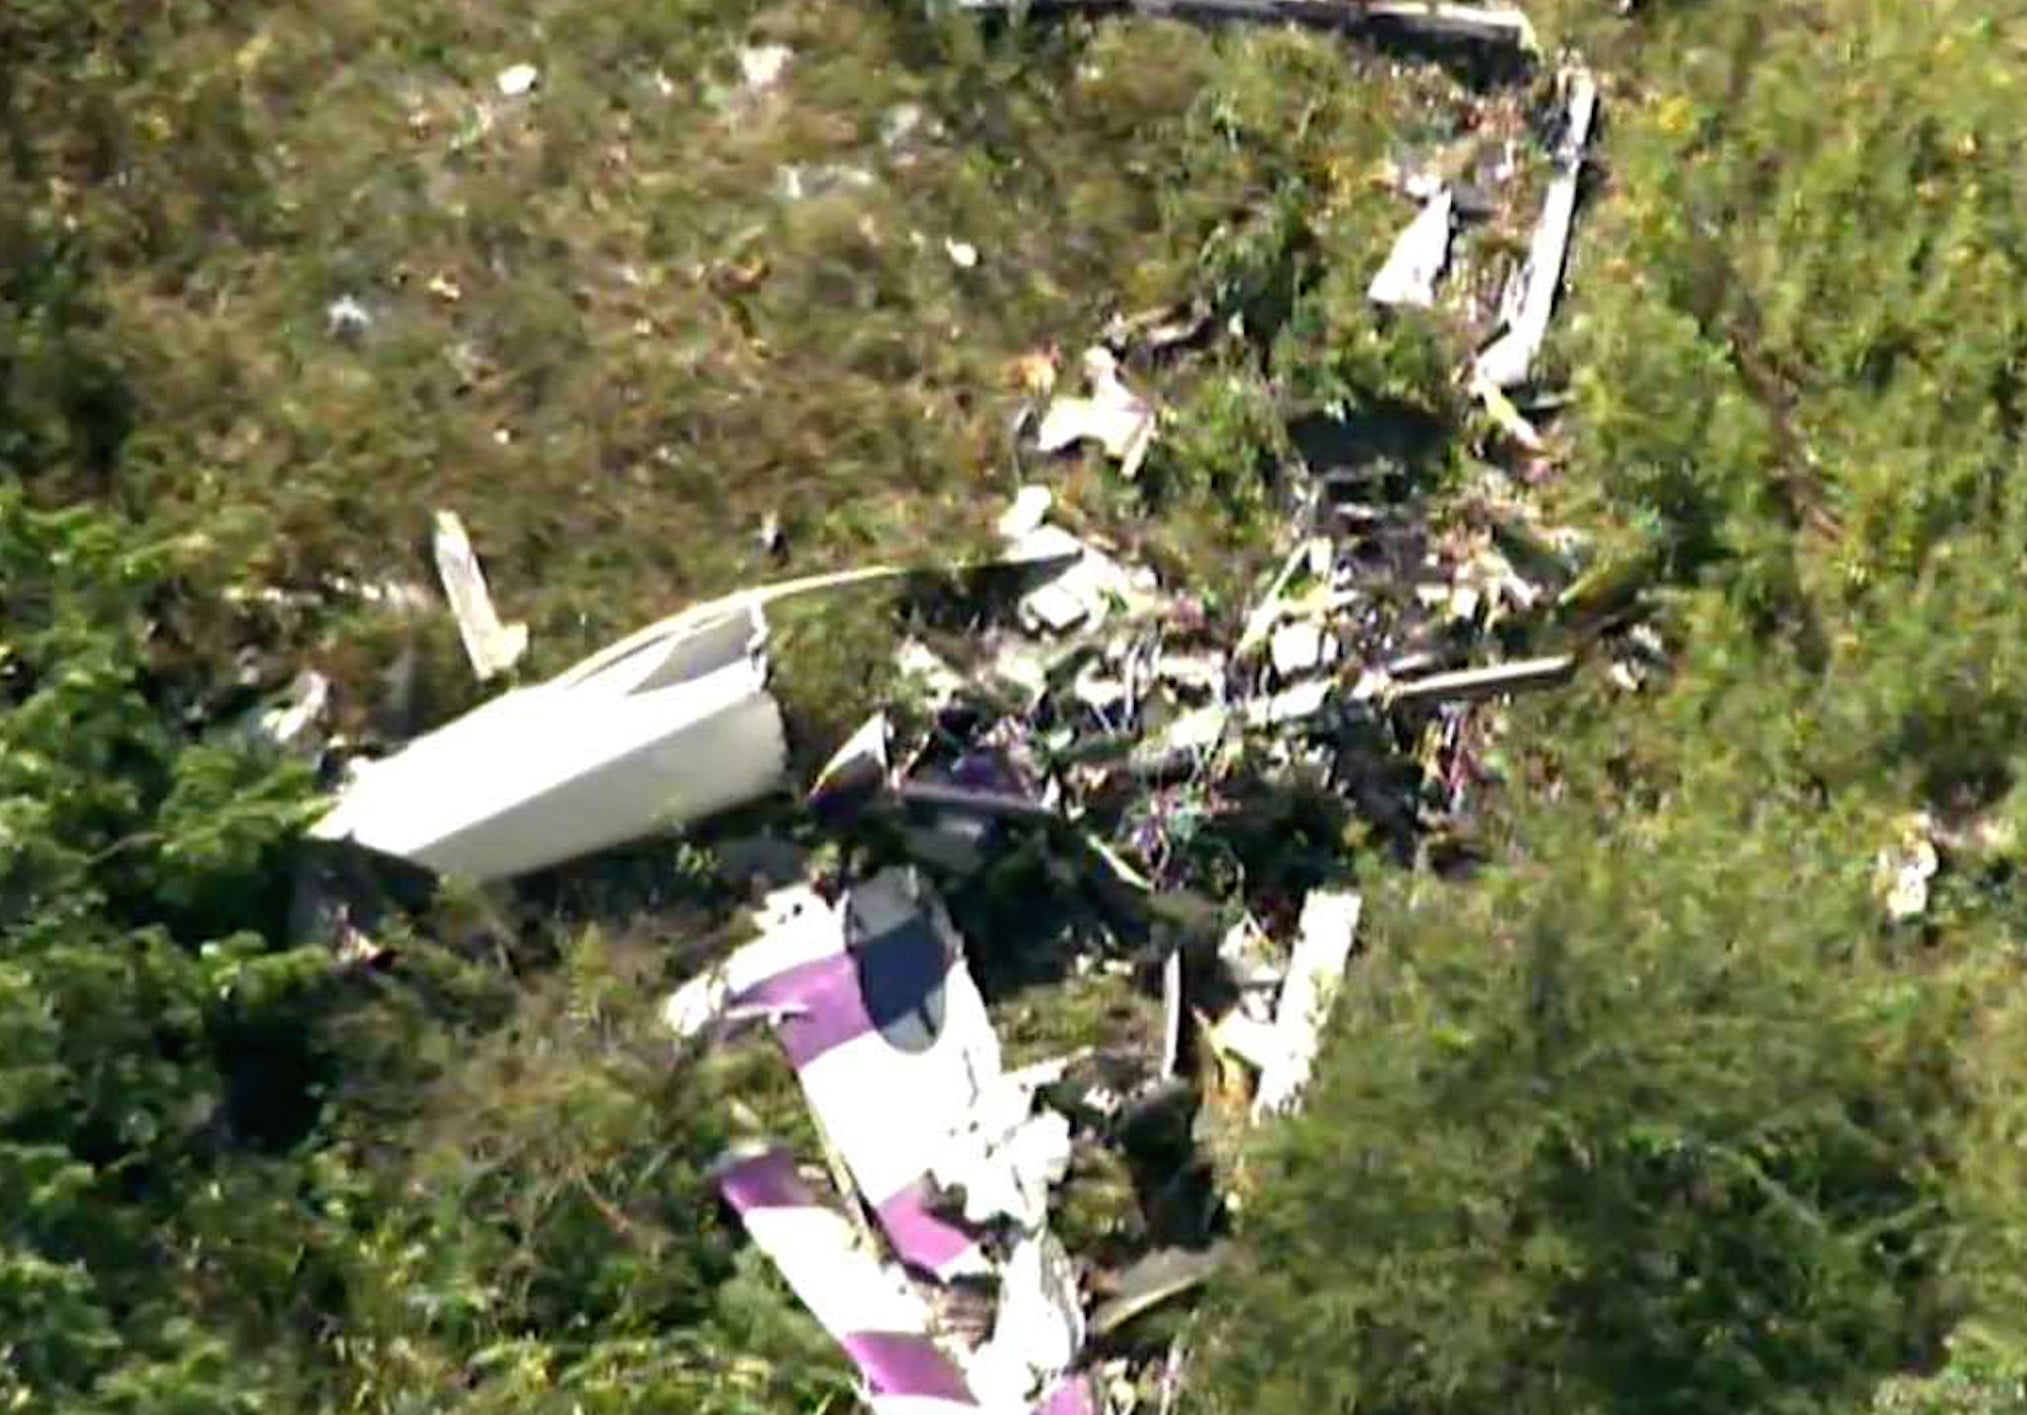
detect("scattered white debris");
top-left (313, 599), bottom-right (788, 882)
top-left (1255, 890), bottom-right (1362, 1119)
top-left (737, 43), bottom-right (793, 91)
top-left (431, 510), bottom-right (529, 682)
top-left (947, 238), bottom-right (981, 269)
top-left (325, 294), bottom-right (372, 339)
top-left (1475, 65), bottom-right (1600, 390)
top-left (1036, 348), bottom-right (1157, 480)
top-left (1876, 814), bottom-right (1941, 923)
top-left (495, 63), bottom-right (540, 98)
top-left (1367, 187), bottom-right (1454, 309)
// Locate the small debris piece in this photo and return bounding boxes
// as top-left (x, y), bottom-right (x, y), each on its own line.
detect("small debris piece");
top-left (1102, 301), bottom-right (1211, 356)
top-left (495, 63), bottom-right (540, 97)
top-left (1474, 65), bottom-right (1600, 390)
top-left (757, 509), bottom-right (785, 558)
top-left (999, 485), bottom-right (1056, 540)
top-left (1236, 537), bottom-right (1331, 659)
top-left (1160, 947), bottom-right (1183, 1081)
top-left (1268, 618), bottom-right (1330, 680)
top-left (1384, 654), bottom-right (1576, 707)
top-left (1366, 1), bottom-right (1537, 50)
top-left (1004, 520), bottom-right (1160, 637)
top-left (1875, 814), bottom-right (1941, 923)
top-left (737, 43), bottom-right (792, 90)
top-left (1242, 678), bottom-right (1334, 729)
top-left (947, 238), bottom-right (981, 269)
top-left (426, 271), bottom-right (464, 304)
top-left (1036, 348), bottom-right (1157, 480)
top-left (313, 601), bottom-right (786, 882)
top-left (811, 712), bottom-right (892, 813)
top-left (255, 670), bottom-right (331, 749)
top-left (1088, 1246), bottom-right (1229, 1338)
top-left (1367, 187), bottom-right (1454, 309)
top-left (431, 510), bottom-right (529, 682)
top-left (325, 294), bottom-right (372, 339)
top-left (1255, 890), bottom-right (1362, 1119)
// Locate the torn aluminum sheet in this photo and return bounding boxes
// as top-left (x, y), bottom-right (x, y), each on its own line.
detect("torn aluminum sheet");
top-left (313, 601), bottom-right (785, 881)
top-left (1036, 348), bottom-right (1156, 480)
top-left (714, 1147), bottom-right (1096, 1415)
top-left (1367, 187), bottom-right (1454, 309)
top-left (1474, 66), bottom-right (1600, 391)
top-left (669, 870), bottom-right (1071, 1278)
top-left (962, 1231), bottom-right (1086, 1411)
top-left (1255, 890), bottom-right (1362, 1119)
top-left (431, 510), bottom-right (528, 681)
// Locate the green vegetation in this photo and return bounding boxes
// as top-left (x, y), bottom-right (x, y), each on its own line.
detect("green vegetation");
top-left (10, 0), bottom-right (2027, 1411)
top-left (1195, 3), bottom-right (2027, 1412)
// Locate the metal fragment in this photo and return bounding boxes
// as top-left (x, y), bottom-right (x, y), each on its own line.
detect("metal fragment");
top-left (1385, 654), bottom-right (1576, 706)
top-left (1255, 890), bottom-right (1362, 1119)
top-left (1474, 66), bottom-right (1600, 390)
top-left (432, 509), bottom-right (528, 682)
top-left (1368, 187), bottom-right (1454, 309)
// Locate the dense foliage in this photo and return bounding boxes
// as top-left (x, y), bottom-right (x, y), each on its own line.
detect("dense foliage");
top-left (1196, 3), bottom-right (2027, 1412)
